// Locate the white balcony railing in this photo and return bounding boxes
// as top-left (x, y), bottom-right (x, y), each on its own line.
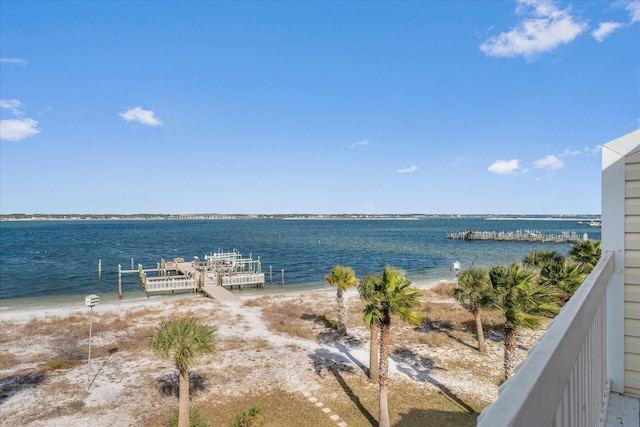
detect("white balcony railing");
top-left (477, 251), bottom-right (615, 427)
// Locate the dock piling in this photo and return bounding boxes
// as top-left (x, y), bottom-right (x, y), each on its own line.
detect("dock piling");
top-left (118, 264), bottom-right (122, 299)
top-left (98, 259), bottom-right (102, 279)
top-left (281, 269), bottom-right (285, 288)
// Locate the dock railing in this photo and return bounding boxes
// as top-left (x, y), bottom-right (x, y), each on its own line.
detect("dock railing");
top-left (218, 272), bottom-right (265, 288)
top-left (477, 251), bottom-right (614, 427)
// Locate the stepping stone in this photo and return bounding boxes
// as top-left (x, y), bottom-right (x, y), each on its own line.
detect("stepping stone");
top-left (309, 397), bottom-right (318, 403)
top-left (330, 414), bottom-right (340, 421)
top-left (322, 408), bottom-right (331, 413)
top-left (338, 422), bottom-right (348, 427)
top-left (315, 402), bottom-right (324, 407)
top-left (302, 391), bottom-right (311, 397)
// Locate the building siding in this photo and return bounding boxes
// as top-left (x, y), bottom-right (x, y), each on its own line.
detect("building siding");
top-left (625, 148), bottom-right (640, 397)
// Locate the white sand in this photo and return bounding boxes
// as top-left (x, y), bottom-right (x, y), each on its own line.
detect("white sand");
top-left (0, 287), bottom-right (543, 427)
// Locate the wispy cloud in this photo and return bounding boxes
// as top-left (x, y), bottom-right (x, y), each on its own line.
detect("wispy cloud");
top-left (0, 99), bottom-right (41, 141)
top-left (0, 99), bottom-right (24, 116)
top-left (480, 0), bottom-right (588, 60)
top-left (488, 159), bottom-right (522, 175)
top-left (628, 0), bottom-right (640, 23)
top-left (397, 165), bottom-right (418, 174)
top-left (534, 154), bottom-right (564, 170)
top-left (0, 57), bottom-right (27, 66)
top-left (592, 21), bottom-right (625, 41)
top-left (119, 106), bottom-right (162, 126)
top-left (350, 140), bottom-right (369, 149)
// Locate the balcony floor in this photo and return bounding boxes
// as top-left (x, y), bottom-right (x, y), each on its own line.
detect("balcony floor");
top-left (605, 392), bottom-right (639, 427)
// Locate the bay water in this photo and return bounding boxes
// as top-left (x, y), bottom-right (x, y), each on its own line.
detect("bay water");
top-left (0, 218), bottom-right (600, 309)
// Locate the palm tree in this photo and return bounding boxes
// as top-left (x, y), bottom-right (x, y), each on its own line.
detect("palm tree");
top-left (523, 249), bottom-right (563, 271)
top-left (325, 265), bottom-right (358, 336)
top-left (454, 266), bottom-right (493, 353)
top-left (363, 266), bottom-right (422, 427)
top-left (489, 262), bottom-right (561, 380)
top-left (149, 318), bottom-right (217, 427)
top-left (540, 258), bottom-right (589, 303)
top-left (569, 239), bottom-right (601, 272)
top-left (358, 273), bottom-right (382, 381)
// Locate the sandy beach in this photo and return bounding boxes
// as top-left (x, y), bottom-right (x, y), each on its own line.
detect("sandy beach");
top-left (0, 284), bottom-right (545, 427)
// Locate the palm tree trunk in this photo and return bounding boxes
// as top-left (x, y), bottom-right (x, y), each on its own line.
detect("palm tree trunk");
top-left (503, 325), bottom-right (517, 379)
top-left (336, 288), bottom-right (346, 336)
top-left (369, 324), bottom-right (379, 381)
top-left (378, 314), bottom-right (391, 427)
top-left (473, 307), bottom-right (486, 353)
top-left (178, 369), bottom-right (190, 427)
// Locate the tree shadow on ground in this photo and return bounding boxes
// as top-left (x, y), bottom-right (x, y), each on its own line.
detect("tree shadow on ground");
top-left (395, 408), bottom-right (477, 427)
top-left (0, 371), bottom-right (46, 404)
top-left (156, 372), bottom-right (207, 398)
top-left (310, 348), bottom-right (377, 426)
top-left (392, 348), bottom-right (477, 415)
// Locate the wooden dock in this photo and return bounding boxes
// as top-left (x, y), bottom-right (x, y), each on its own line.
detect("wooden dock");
top-left (120, 249), bottom-right (265, 302)
top-left (447, 229), bottom-right (587, 243)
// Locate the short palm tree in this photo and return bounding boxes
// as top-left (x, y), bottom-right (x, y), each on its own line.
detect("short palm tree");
top-left (363, 266), bottom-right (422, 427)
top-left (325, 265), bottom-right (358, 336)
top-left (569, 239), bottom-right (601, 272)
top-left (454, 266), bottom-right (493, 353)
top-left (358, 273), bottom-right (382, 381)
top-left (149, 318), bottom-right (217, 427)
top-left (540, 258), bottom-right (589, 303)
top-left (489, 262), bottom-right (561, 380)
top-left (523, 249), bottom-right (563, 271)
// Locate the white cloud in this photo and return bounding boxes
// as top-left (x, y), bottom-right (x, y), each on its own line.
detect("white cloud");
top-left (488, 159), bottom-right (522, 175)
top-left (119, 106), bottom-right (162, 126)
top-left (0, 57), bottom-right (27, 65)
top-left (0, 99), bottom-right (24, 116)
top-left (350, 140), bottom-right (369, 148)
top-left (627, 0), bottom-right (640, 23)
top-left (534, 154), bottom-right (564, 170)
top-left (0, 99), bottom-right (41, 141)
top-left (0, 118), bottom-right (41, 141)
top-left (480, 0), bottom-right (588, 59)
top-left (396, 165), bottom-right (418, 173)
top-left (584, 145), bottom-right (602, 156)
top-left (592, 21), bottom-right (625, 41)
top-left (560, 148), bottom-right (581, 157)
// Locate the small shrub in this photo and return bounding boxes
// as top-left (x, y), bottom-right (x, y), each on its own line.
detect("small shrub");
top-left (319, 314), bottom-right (339, 330)
top-left (66, 399), bottom-right (85, 412)
top-left (166, 408), bottom-right (208, 427)
top-left (228, 404), bottom-right (263, 427)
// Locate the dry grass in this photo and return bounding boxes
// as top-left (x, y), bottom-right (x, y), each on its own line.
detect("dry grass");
top-left (0, 290), bottom-right (550, 427)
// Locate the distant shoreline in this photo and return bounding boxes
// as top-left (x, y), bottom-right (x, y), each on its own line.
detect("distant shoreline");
top-left (0, 214), bottom-right (601, 222)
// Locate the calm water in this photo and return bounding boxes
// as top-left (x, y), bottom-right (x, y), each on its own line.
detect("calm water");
top-left (0, 218), bottom-right (600, 308)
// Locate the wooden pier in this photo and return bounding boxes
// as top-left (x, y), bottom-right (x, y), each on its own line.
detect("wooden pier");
top-left (117, 249), bottom-right (266, 302)
top-left (447, 229), bottom-right (587, 243)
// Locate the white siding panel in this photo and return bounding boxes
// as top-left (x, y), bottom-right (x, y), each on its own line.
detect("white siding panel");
top-left (625, 301), bottom-right (640, 321)
top-left (626, 249), bottom-right (640, 268)
top-left (624, 215), bottom-right (640, 233)
top-left (627, 267), bottom-right (640, 286)
top-left (628, 235), bottom-right (640, 250)
top-left (627, 150), bottom-right (640, 164)
top-left (628, 181), bottom-right (640, 198)
top-left (626, 199), bottom-right (640, 218)
top-left (624, 353), bottom-right (640, 369)
top-left (625, 318), bottom-right (640, 336)
top-left (626, 284), bottom-right (640, 303)
top-left (625, 368), bottom-right (640, 391)
top-left (626, 335), bottom-right (640, 354)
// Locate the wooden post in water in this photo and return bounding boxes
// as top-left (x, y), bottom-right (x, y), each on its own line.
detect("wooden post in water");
top-left (98, 259), bottom-right (102, 279)
top-left (281, 269), bottom-right (285, 288)
top-left (118, 264), bottom-right (122, 299)
top-left (270, 266), bottom-right (272, 285)
top-left (131, 258), bottom-right (134, 271)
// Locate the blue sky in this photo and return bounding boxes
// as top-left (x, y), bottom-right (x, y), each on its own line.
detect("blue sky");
top-left (1, 0), bottom-right (638, 215)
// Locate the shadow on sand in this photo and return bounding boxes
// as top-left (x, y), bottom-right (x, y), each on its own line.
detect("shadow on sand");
top-left (310, 348), bottom-right (378, 426)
